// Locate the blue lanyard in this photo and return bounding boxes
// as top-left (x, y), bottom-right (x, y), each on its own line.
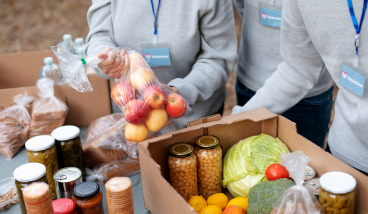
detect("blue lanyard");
top-left (150, 0), bottom-right (161, 35)
top-left (347, 0), bottom-right (368, 59)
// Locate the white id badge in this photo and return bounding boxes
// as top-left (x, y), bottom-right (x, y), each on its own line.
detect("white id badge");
top-left (259, 2), bottom-right (282, 28)
top-left (339, 58), bottom-right (367, 98)
top-left (141, 42), bottom-right (172, 67)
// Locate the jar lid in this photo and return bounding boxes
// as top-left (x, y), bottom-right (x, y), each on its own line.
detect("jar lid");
top-left (52, 126), bottom-right (80, 141)
top-left (54, 167), bottom-right (82, 183)
top-left (13, 163), bottom-right (46, 182)
top-left (73, 182), bottom-right (100, 198)
top-left (52, 198), bottom-right (75, 214)
top-left (320, 171), bottom-right (356, 194)
top-left (169, 143), bottom-right (194, 158)
top-left (195, 135), bottom-right (220, 149)
top-left (25, 135), bottom-right (55, 151)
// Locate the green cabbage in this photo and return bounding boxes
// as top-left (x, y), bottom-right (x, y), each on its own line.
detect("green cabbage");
top-left (222, 134), bottom-right (290, 197)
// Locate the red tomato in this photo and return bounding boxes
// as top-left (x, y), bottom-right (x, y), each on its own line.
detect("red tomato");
top-left (265, 163), bottom-right (289, 181)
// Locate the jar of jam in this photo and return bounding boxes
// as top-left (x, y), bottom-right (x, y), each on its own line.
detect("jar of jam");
top-left (13, 163), bottom-right (48, 214)
top-left (168, 143), bottom-right (198, 201)
top-left (195, 135), bottom-right (222, 199)
top-left (25, 135), bottom-right (59, 200)
top-left (53, 198), bottom-right (78, 214)
top-left (72, 182), bottom-right (104, 214)
top-left (319, 172), bottom-right (356, 214)
top-left (52, 126), bottom-right (86, 180)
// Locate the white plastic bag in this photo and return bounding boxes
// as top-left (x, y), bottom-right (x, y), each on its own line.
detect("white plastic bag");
top-left (271, 151), bottom-right (323, 214)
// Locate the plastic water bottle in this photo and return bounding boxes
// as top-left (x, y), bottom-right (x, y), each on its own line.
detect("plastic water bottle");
top-left (73, 37), bottom-right (85, 58)
top-left (39, 57), bottom-right (63, 85)
top-left (60, 34), bottom-right (75, 53)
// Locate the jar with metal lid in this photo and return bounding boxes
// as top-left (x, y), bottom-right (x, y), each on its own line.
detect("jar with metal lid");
top-left (72, 182), bottom-right (104, 214)
top-left (195, 135), bottom-right (222, 199)
top-left (168, 143), bottom-right (198, 201)
top-left (54, 167), bottom-right (83, 199)
top-left (13, 163), bottom-right (48, 214)
top-left (25, 135), bottom-right (59, 200)
top-left (319, 172), bottom-right (356, 214)
top-left (53, 198), bottom-right (79, 214)
top-left (52, 126), bottom-right (86, 180)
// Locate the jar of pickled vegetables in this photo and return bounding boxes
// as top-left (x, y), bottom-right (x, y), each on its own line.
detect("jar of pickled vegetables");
top-left (52, 126), bottom-right (86, 180)
top-left (319, 172), bottom-right (356, 214)
top-left (168, 143), bottom-right (198, 201)
top-left (195, 135), bottom-right (222, 199)
top-left (13, 163), bottom-right (48, 214)
top-left (72, 182), bottom-right (104, 214)
top-left (25, 135), bottom-right (59, 200)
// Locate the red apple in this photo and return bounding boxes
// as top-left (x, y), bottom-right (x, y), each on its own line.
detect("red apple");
top-left (143, 85), bottom-right (166, 109)
top-left (130, 67), bottom-right (156, 91)
top-left (125, 123), bottom-right (149, 142)
top-left (124, 99), bottom-right (150, 125)
top-left (111, 82), bottom-right (135, 108)
top-left (164, 93), bottom-right (187, 118)
top-left (145, 108), bottom-right (168, 132)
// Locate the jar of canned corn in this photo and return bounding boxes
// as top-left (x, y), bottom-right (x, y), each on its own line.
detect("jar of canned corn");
top-left (195, 135), bottom-right (222, 199)
top-left (168, 143), bottom-right (198, 201)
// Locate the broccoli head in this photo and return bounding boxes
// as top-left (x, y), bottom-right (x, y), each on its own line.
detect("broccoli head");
top-left (247, 178), bottom-right (295, 214)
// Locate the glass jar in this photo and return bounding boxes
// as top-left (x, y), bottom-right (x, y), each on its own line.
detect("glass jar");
top-left (53, 198), bottom-right (79, 214)
top-left (195, 135), bottom-right (222, 199)
top-left (25, 135), bottom-right (59, 200)
top-left (319, 172), bottom-right (356, 214)
top-left (168, 143), bottom-right (198, 201)
top-left (72, 182), bottom-right (104, 214)
top-left (52, 126), bottom-right (86, 180)
top-left (13, 163), bottom-right (48, 214)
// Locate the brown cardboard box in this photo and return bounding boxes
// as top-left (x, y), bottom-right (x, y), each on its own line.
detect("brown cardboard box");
top-left (0, 50), bottom-right (111, 126)
top-left (139, 108), bottom-right (368, 214)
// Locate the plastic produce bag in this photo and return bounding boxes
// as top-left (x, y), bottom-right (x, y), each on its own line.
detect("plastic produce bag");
top-left (86, 113), bottom-right (124, 142)
top-left (0, 92), bottom-right (35, 160)
top-left (29, 78), bottom-right (68, 139)
top-left (271, 151), bottom-right (323, 214)
top-left (86, 158), bottom-right (140, 184)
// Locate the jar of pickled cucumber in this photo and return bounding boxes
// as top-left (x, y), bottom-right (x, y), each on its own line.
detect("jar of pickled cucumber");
top-left (13, 163), bottom-right (48, 214)
top-left (168, 143), bottom-right (198, 201)
top-left (25, 135), bottom-right (59, 200)
top-left (319, 172), bottom-right (356, 214)
top-left (52, 126), bottom-right (86, 180)
top-left (195, 135), bottom-right (222, 199)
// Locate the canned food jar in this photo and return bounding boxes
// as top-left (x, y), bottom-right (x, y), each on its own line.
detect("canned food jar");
top-left (72, 182), bottom-right (104, 214)
top-left (305, 166), bottom-right (316, 180)
top-left (195, 135), bottom-right (222, 199)
top-left (13, 163), bottom-right (48, 214)
top-left (319, 172), bottom-right (356, 214)
top-left (52, 126), bottom-right (86, 180)
top-left (54, 167), bottom-right (83, 199)
top-left (304, 177), bottom-right (320, 196)
top-left (168, 143), bottom-right (198, 201)
top-left (53, 198), bottom-right (78, 214)
top-left (25, 135), bottom-right (59, 200)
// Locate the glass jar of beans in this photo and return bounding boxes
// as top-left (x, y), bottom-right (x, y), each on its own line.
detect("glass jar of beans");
top-left (168, 143), bottom-right (198, 201)
top-left (195, 135), bottom-right (222, 199)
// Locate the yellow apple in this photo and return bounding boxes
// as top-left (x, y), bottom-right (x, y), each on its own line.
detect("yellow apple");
top-left (130, 67), bottom-right (157, 92)
top-left (128, 52), bottom-right (148, 73)
top-left (145, 108), bottom-right (168, 132)
top-left (125, 123), bottom-right (149, 142)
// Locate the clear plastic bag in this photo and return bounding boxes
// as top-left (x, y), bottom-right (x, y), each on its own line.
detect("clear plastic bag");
top-left (0, 92), bottom-right (35, 160)
top-left (86, 113), bottom-right (124, 142)
top-left (29, 78), bottom-right (68, 139)
top-left (86, 158), bottom-right (140, 184)
top-left (271, 151), bottom-right (323, 214)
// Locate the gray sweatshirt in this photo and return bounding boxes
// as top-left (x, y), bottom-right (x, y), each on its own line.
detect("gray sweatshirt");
top-left (233, 0), bottom-right (368, 173)
top-left (234, 0), bottom-right (333, 97)
top-left (85, 0), bottom-right (237, 127)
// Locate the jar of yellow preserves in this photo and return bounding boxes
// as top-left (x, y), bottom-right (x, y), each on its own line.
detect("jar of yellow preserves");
top-left (168, 143), bottom-right (198, 201)
top-left (195, 135), bottom-right (222, 199)
top-left (319, 172), bottom-right (356, 214)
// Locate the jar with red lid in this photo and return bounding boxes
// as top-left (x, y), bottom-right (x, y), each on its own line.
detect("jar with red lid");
top-left (53, 198), bottom-right (78, 214)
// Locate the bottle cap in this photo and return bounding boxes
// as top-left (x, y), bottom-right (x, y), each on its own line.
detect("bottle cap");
top-left (52, 126), bottom-right (80, 141)
top-left (13, 163), bottom-right (46, 182)
top-left (44, 57), bottom-right (53, 64)
top-left (195, 135), bottom-right (220, 150)
top-left (63, 34), bottom-right (72, 41)
top-left (25, 135), bottom-right (55, 151)
top-left (75, 38), bottom-right (84, 45)
top-left (73, 182), bottom-right (100, 198)
top-left (52, 198), bottom-right (75, 214)
top-left (320, 171), bottom-right (356, 194)
top-left (169, 143), bottom-right (194, 158)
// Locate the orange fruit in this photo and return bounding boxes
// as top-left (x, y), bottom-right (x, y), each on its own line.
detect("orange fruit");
top-left (200, 205), bottom-right (223, 214)
top-left (226, 197), bottom-right (248, 212)
top-left (207, 193), bottom-right (229, 210)
top-left (188, 195), bottom-right (207, 213)
top-left (222, 205), bottom-right (246, 214)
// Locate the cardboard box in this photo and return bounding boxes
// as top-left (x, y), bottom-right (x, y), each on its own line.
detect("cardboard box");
top-left (139, 108), bottom-right (368, 213)
top-left (0, 50), bottom-right (112, 126)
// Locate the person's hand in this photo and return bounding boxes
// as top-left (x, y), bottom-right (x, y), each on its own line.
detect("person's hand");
top-left (97, 47), bottom-right (130, 79)
top-left (162, 83), bottom-right (180, 95)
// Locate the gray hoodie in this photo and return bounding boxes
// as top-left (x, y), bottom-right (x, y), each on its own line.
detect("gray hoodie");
top-left (85, 0), bottom-right (237, 127)
top-left (233, 0), bottom-right (368, 173)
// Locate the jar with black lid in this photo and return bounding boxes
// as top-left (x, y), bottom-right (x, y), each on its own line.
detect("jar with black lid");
top-left (72, 182), bottom-right (104, 214)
